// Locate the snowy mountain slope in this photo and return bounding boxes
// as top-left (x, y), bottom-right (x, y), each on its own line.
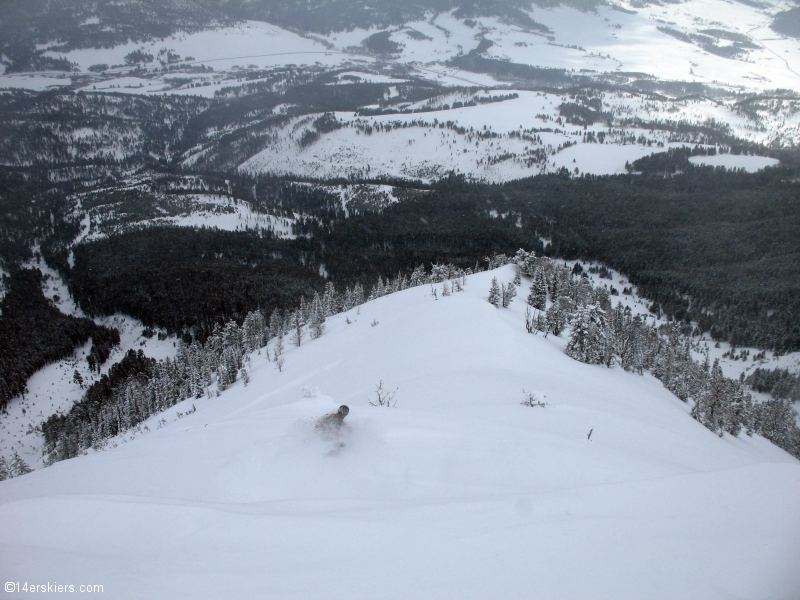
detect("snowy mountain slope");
top-left (2, 265), bottom-right (798, 599)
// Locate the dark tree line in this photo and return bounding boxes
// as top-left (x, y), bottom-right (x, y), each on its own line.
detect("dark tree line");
top-left (54, 193), bottom-right (537, 343)
top-left (51, 161), bottom-right (800, 353)
top-left (745, 367), bottom-right (800, 403)
top-left (67, 226), bottom-right (326, 341)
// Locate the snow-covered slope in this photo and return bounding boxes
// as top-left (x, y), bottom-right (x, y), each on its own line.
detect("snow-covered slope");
top-left (1, 265), bottom-right (799, 599)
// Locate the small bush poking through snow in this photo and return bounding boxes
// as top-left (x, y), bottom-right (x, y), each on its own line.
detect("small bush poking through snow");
top-left (521, 389), bottom-right (547, 408)
top-left (369, 380), bottom-right (397, 407)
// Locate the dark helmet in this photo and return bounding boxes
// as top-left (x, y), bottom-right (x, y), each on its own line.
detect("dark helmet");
top-left (337, 405), bottom-right (350, 418)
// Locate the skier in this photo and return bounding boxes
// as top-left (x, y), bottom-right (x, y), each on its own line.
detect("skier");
top-left (315, 405), bottom-right (350, 455)
top-left (315, 405), bottom-right (350, 436)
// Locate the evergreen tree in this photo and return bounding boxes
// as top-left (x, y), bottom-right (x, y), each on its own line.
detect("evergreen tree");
top-left (691, 360), bottom-right (750, 437)
top-left (322, 282), bottom-right (339, 317)
top-left (269, 308), bottom-right (284, 340)
top-left (10, 450), bottom-right (32, 477)
top-left (410, 265), bottom-right (427, 287)
top-left (753, 398), bottom-right (800, 458)
top-left (309, 293), bottom-right (325, 340)
top-left (289, 310), bottom-right (304, 347)
top-left (488, 277), bottom-right (501, 308)
top-left (565, 304), bottom-right (606, 364)
top-left (352, 283), bottom-right (365, 306)
top-left (546, 296), bottom-right (574, 336)
top-left (242, 311), bottom-right (266, 353)
top-left (528, 271), bottom-right (547, 310)
top-left (0, 456), bottom-right (8, 481)
top-left (502, 282), bottom-right (516, 308)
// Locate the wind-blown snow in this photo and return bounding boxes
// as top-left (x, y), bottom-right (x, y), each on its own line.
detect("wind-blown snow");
top-left (2, 265), bottom-right (798, 599)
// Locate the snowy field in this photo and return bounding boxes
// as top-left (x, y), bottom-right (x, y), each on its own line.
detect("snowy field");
top-left (238, 91), bottom-right (780, 182)
top-left (1, 265), bottom-right (798, 599)
top-left (44, 21), bottom-right (354, 74)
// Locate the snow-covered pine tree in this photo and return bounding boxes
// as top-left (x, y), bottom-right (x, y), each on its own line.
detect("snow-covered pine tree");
top-left (410, 265), bottom-right (427, 287)
top-left (222, 320), bottom-right (242, 352)
top-left (565, 304), bottom-right (606, 364)
top-left (322, 282), bottom-right (339, 317)
top-left (502, 282), bottom-right (516, 307)
top-left (527, 271), bottom-right (547, 310)
top-left (0, 456), bottom-right (8, 481)
top-left (488, 277), bottom-right (501, 308)
top-left (752, 398), bottom-right (800, 457)
top-left (691, 359), bottom-right (735, 437)
top-left (352, 283), bottom-right (365, 306)
top-left (289, 310), bottom-right (304, 347)
top-left (727, 381), bottom-right (753, 437)
top-left (221, 346), bottom-right (241, 390)
top-left (309, 293), bottom-right (325, 340)
top-left (11, 450), bottom-right (32, 477)
top-left (269, 308), bottom-right (284, 340)
top-left (370, 276), bottom-right (386, 300)
top-left (242, 311), bottom-right (266, 353)
top-left (428, 263), bottom-right (445, 283)
top-left (545, 295), bottom-right (574, 336)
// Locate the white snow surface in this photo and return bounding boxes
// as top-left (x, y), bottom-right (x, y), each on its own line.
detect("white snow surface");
top-left (1, 265), bottom-right (798, 599)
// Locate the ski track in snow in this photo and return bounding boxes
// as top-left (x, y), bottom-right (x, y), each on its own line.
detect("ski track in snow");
top-left (1, 265), bottom-right (798, 598)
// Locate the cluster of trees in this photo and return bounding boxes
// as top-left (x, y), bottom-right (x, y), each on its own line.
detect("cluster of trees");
top-left (67, 226), bottom-right (326, 341)
top-left (745, 367), bottom-right (800, 402)
top-left (510, 250), bottom-right (800, 458)
top-left (0, 91), bottom-right (209, 167)
top-left (0, 269), bottom-right (119, 412)
top-left (0, 450), bottom-right (32, 481)
top-left (41, 263), bottom-right (469, 463)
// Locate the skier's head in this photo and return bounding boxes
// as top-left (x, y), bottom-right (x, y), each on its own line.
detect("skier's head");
top-left (337, 405), bottom-right (350, 419)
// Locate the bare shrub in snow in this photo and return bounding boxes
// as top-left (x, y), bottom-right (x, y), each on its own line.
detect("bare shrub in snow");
top-left (369, 380), bottom-right (397, 407)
